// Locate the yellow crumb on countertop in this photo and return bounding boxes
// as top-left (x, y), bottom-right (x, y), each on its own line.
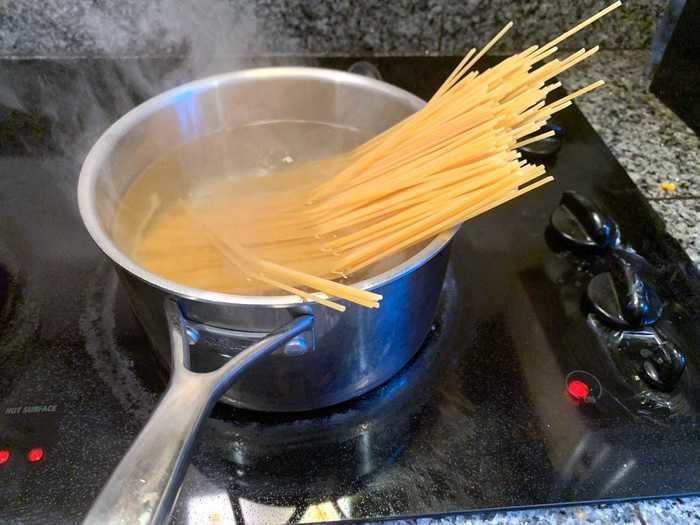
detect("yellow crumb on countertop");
top-left (660, 181), bottom-right (677, 193)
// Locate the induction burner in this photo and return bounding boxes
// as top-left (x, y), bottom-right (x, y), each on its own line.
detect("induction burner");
top-left (1, 56), bottom-right (700, 525)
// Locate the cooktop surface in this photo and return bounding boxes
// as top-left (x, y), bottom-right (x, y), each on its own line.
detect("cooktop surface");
top-left (1, 56), bottom-right (700, 524)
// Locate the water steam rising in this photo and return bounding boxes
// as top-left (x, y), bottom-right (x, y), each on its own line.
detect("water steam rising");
top-left (1, 0), bottom-right (260, 164)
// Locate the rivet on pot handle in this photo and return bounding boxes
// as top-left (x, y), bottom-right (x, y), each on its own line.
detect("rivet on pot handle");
top-left (184, 314), bottom-right (316, 358)
top-left (84, 299), bottom-right (314, 525)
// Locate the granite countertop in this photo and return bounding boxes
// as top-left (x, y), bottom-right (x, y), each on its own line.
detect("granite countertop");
top-left (404, 49), bottom-right (700, 525)
top-left (384, 497), bottom-right (700, 524)
top-left (563, 49), bottom-right (700, 269)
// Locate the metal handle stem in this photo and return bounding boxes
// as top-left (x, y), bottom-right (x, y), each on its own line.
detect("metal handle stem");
top-left (85, 299), bottom-right (313, 525)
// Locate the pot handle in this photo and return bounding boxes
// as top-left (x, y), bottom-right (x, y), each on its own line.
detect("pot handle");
top-left (84, 298), bottom-right (314, 525)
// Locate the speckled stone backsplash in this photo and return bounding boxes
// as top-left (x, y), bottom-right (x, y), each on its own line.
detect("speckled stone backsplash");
top-left (0, 0), bottom-right (665, 58)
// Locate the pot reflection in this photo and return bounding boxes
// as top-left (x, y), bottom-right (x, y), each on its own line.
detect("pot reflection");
top-left (169, 268), bottom-right (460, 523)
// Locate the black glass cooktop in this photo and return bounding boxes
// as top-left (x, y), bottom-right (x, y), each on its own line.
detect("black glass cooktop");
top-left (2, 56), bottom-right (700, 525)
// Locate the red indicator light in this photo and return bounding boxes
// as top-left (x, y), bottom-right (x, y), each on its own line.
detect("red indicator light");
top-left (567, 379), bottom-right (590, 401)
top-left (27, 448), bottom-right (44, 463)
top-left (0, 449), bottom-right (9, 465)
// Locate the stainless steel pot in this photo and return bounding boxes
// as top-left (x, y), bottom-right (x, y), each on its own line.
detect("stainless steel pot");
top-left (77, 67), bottom-right (455, 524)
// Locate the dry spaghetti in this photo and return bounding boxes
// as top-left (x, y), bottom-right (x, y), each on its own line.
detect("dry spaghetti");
top-left (130, 1), bottom-right (622, 312)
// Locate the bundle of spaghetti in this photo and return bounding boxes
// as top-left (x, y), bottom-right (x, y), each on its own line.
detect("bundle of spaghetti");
top-left (139, 1), bottom-right (621, 312)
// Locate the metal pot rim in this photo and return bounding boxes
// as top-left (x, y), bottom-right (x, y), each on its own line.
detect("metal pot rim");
top-left (78, 66), bottom-right (457, 306)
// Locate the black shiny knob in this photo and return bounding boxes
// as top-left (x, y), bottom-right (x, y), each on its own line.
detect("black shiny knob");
top-left (519, 122), bottom-right (563, 158)
top-left (639, 342), bottom-right (686, 392)
top-left (550, 191), bottom-right (619, 252)
top-left (616, 329), bottom-right (686, 392)
top-left (587, 256), bottom-right (663, 328)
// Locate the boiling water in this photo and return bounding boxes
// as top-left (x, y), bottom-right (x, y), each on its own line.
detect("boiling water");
top-left (112, 120), bottom-right (425, 296)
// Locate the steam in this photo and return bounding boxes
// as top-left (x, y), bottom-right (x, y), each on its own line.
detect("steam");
top-left (0, 0), bottom-right (260, 162)
top-left (79, 0), bottom-right (258, 61)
